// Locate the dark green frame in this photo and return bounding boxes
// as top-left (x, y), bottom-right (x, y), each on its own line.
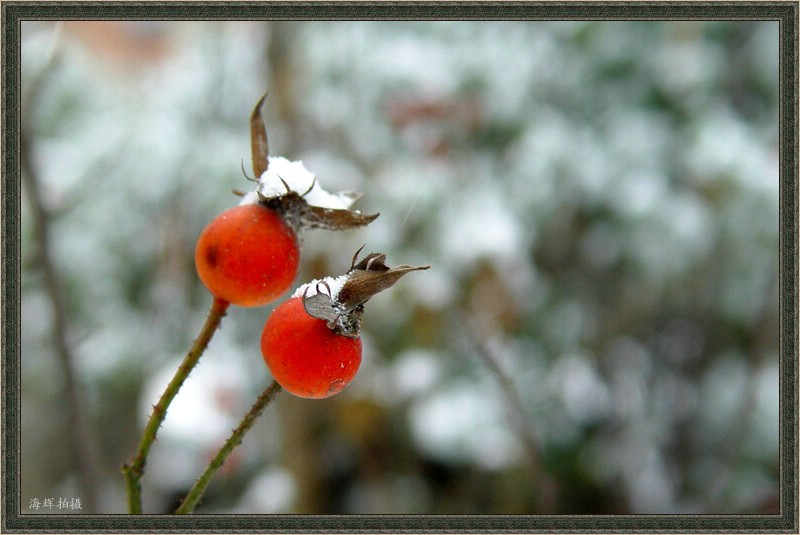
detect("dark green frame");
top-left (2, 2), bottom-right (797, 532)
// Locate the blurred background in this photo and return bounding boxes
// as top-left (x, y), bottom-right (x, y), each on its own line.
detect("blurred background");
top-left (20, 20), bottom-right (779, 515)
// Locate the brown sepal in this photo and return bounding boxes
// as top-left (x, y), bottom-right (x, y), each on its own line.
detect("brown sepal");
top-left (302, 281), bottom-right (340, 324)
top-left (301, 282), bottom-right (364, 338)
top-left (248, 94), bottom-right (378, 233)
top-left (337, 251), bottom-right (430, 310)
top-left (300, 250), bottom-right (430, 338)
top-left (259, 191), bottom-right (379, 234)
top-left (250, 93), bottom-right (269, 178)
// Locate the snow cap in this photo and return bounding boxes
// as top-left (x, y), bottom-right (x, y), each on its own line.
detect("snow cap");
top-left (240, 156), bottom-right (361, 210)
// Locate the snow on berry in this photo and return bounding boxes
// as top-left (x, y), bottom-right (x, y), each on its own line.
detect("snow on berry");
top-left (196, 95), bottom-right (378, 308)
top-left (238, 156), bottom-right (378, 235)
top-left (297, 248), bottom-right (430, 338)
top-left (261, 249), bottom-right (430, 398)
top-left (239, 94), bottom-right (377, 234)
top-left (248, 157), bottom-right (361, 210)
top-left (292, 273), bottom-right (349, 301)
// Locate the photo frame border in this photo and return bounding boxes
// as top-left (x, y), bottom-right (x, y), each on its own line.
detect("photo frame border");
top-left (2, 1), bottom-right (797, 532)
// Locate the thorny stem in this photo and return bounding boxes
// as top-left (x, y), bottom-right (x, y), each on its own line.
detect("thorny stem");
top-left (122, 297), bottom-right (230, 514)
top-left (175, 380), bottom-right (283, 514)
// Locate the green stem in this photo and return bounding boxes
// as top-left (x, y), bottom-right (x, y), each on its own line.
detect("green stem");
top-left (122, 297), bottom-right (230, 514)
top-left (175, 380), bottom-right (283, 514)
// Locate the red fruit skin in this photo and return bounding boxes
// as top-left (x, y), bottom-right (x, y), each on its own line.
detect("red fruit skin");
top-left (261, 297), bottom-right (362, 399)
top-left (195, 204), bottom-right (299, 307)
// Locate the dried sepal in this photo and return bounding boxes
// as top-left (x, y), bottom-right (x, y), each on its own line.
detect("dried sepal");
top-left (303, 204), bottom-right (380, 231)
top-left (250, 93), bottom-right (269, 178)
top-left (351, 252), bottom-right (389, 272)
top-left (302, 281), bottom-right (340, 324)
top-left (259, 191), bottom-right (379, 233)
top-left (338, 252), bottom-right (430, 310)
top-left (245, 94), bottom-right (378, 233)
top-left (298, 249), bottom-right (429, 338)
top-left (301, 284), bottom-right (364, 338)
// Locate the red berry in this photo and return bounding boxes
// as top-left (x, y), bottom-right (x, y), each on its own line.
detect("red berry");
top-left (261, 296), bottom-right (362, 399)
top-left (195, 204), bottom-right (299, 307)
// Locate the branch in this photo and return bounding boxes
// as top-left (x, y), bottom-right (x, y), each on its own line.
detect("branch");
top-left (21, 49), bottom-right (102, 512)
top-left (466, 316), bottom-right (559, 513)
top-left (175, 380), bottom-right (282, 514)
top-left (121, 297), bottom-right (230, 514)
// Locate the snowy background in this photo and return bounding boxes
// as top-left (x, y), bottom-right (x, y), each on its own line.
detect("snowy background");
top-left (20, 20), bottom-right (779, 514)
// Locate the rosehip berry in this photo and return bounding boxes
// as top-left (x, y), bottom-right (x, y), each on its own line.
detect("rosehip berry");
top-left (261, 296), bottom-right (362, 399)
top-left (195, 203), bottom-right (300, 307)
top-left (261, 249), bottom-right (429, 399)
